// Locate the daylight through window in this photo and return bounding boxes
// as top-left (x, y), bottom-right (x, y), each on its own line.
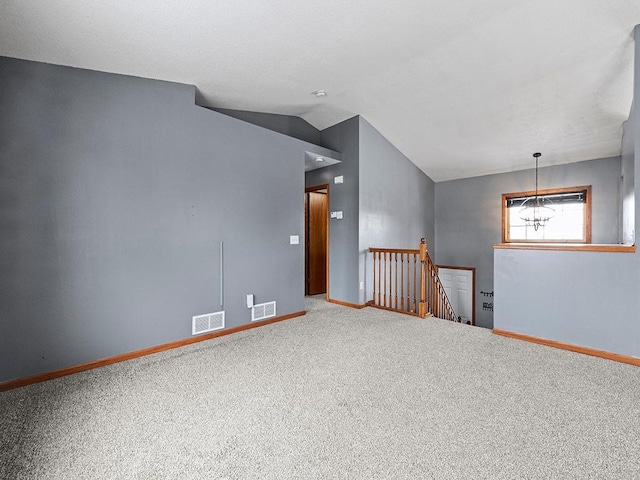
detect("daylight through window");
top-left (502, 186), bottom-right (591, 243)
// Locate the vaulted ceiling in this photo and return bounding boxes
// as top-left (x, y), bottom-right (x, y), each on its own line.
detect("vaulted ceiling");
top-left (1, 1), bottom-right (639, 181)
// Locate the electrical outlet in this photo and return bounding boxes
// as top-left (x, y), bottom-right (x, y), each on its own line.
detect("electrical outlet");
top-left (360, 281), bottom-right (364, 290)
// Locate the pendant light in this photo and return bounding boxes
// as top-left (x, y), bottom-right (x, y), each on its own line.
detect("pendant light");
top-left (519, 152), bottom-right (555, 231)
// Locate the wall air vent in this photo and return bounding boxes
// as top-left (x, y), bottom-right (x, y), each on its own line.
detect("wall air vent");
top-left (192, 311), bottom-right (225, 335)
top-left (252, 301), bottom-right (276, 322)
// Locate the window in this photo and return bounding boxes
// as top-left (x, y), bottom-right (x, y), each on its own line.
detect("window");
top-left (502, 186), bottom-right (591, 243)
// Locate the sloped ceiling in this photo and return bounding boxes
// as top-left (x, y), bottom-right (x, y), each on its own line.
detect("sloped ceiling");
top-left (1, 1), bottom-right (638, 181)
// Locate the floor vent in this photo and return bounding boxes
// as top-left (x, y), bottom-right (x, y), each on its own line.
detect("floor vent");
top-left (252, 301), bottom-right (276, 322)
top-left (192, 311), bottom-right (225, 335)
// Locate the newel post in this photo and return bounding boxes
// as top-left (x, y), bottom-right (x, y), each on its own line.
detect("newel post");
top-left (418, 238), bottom-right (427, 318)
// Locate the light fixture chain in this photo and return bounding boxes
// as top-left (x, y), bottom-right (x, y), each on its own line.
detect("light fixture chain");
top-left (535, 155), bottom-right (538, 198)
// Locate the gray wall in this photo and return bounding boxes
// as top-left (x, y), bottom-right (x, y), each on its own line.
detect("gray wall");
top-left (435, 156), bottom-right (622, 329)
top-left (621, 27), bottom-right (640, 246)
top-left (0, 57), bottom-right (310, 383)
top-left (494, 249), bottom-right (640, 356)
top-left (359, 117), bottom-right (435, 305)
top-left (493, 24), bottom-right (640, 358)
top-left (305, 116), bottom-right (436, 306)
top-left (213, 108), bottom-right (323, 146)
top-left (305, 116), bottom-right (361, 304)
top-left (622, 112), bottom-right (635, 244)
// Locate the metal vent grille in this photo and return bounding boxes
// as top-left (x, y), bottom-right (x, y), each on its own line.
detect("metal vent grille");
top-left (252, 301), bottom-right (276, 322)
top-left (192, 311), bottom-right (225, 335)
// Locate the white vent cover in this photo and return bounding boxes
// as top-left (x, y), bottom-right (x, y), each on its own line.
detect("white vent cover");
top-left (192, 311), bottom-right (225, 335)
top-left (252, 301), bottom-right (276, 322)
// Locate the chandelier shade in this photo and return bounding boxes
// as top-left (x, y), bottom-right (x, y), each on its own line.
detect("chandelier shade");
top-left (518, 196), bottom-right (555, 231)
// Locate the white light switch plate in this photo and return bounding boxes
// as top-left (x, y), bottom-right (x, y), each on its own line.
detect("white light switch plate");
top-left (290, 235), bottom-right (299, 245)
top-left (334, 175), bottom-right (344, 184)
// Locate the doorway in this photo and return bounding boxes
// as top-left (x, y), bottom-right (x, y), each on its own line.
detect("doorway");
top-left (437, 266), bottom-right (475, 325)
top-left (305, 185), bottom-right (328, 296)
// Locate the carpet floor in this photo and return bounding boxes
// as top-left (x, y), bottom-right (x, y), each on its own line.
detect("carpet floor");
top-left (1, 297), bottom-right (639, 479)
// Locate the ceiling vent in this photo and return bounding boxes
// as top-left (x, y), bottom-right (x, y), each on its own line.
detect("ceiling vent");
top-left (192, 311), bottom-right (225, 335)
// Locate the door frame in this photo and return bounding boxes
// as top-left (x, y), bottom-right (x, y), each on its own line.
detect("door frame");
top-left (305, 184), bottom-right (330, 299)
top-left (436, 265), bottom-right (476, 325)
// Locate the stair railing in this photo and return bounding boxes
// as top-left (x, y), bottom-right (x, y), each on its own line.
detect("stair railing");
top-left (419, 238), bottom-right (456, 321)
top-left (369, 245), bottom-right (422, 316)
top-left (369, 238), bottom-right (456, 321)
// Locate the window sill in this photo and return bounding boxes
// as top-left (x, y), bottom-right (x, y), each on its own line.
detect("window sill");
top-left (493, 243), bottom-right (636, 253)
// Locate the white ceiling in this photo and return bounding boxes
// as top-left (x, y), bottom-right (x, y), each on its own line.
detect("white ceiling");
top-left (1, 1), bottom-right (638, 181)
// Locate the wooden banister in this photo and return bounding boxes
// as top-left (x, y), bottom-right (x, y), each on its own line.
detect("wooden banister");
top-left (370, 245), bottom-right (421, 316)
top-left (419, 239), bottom-right (427, 318)
top-left (369, 238), bottom-right (457, 321)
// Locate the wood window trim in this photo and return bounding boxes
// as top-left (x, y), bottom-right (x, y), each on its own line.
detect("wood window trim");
top-left (501, 185), bottom-right (592, 244)
top-left (493, 243), bottom-right (636, 253)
